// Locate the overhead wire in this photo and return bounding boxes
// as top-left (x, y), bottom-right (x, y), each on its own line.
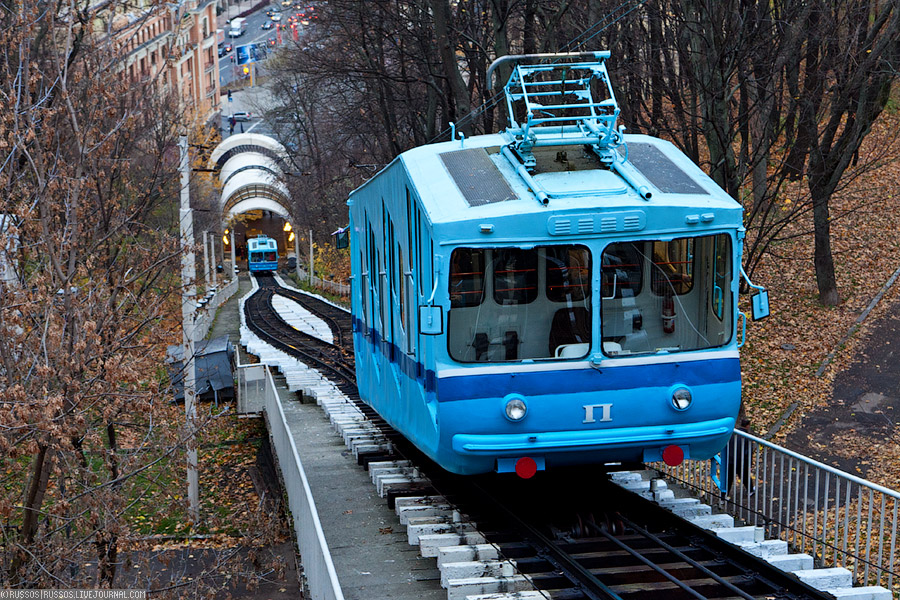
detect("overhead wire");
top-left (425, 0), bottom-right (651, 145)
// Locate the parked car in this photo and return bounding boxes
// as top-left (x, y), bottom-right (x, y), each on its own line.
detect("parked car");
top-left (261, 21), bottom-right (273, 29)
top-left (231, 111), bottom-right (252, 122)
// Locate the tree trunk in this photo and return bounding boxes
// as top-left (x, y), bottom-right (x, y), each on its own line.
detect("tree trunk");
top-left (430, 0), bottom-right (473, 135)
top-left (10, 445), bottom-right (53, 584)
top-left (523, 0), bottom-right (537, 55)
top-left (811, 185), bottom-right (839, 305)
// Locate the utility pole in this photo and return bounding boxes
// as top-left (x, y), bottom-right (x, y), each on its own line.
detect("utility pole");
top-left (209, 232), bottom-right (217, 287)
top-left (203, 231), bottom-right (212, 289)
top-left (294, 232), bottom-right (300, 279)
top-left (230, 230), bottom-right (237, 279)
top-left (179, 135), bottom-right (201, 523)
top-left (309, 229), bottom-right (314, 286)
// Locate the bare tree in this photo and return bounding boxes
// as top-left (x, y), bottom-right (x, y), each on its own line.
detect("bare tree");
top-left (793, 0), bottom-right (900, 305)
top-left (0, 0), bottom-right (189, 584)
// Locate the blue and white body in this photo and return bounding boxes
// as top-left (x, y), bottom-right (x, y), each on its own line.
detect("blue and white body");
top-left (348, 52), bottom-right (749, 475)
top-left (247, 235), bottom-right (279, 273)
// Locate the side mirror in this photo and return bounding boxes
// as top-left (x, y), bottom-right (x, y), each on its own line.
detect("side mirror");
top-left (334, 230), bottom-right (349, 249)
top-left (751, 290), bottom-right (770, 321)
top-left (419, 305), bottom-right (443, 335)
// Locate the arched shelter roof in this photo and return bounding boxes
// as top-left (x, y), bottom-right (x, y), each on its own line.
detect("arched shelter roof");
top-left (208, 133), bottom-right (293, 220)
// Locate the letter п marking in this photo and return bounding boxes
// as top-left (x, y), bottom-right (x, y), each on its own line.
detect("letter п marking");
top-left (583, 403), bottom-right (612, 424)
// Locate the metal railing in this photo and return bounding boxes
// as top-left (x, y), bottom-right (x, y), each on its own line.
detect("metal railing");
top-left (296, 266), bottom-right (350, 297)
top-left (235, 360), bottom-right (344, 600)
top-left (193, 277), bottom-right (239, 341)
top-left (655, 430), bottom-right (899, 591)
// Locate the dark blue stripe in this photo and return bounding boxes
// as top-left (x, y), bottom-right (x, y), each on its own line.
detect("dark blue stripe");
top-left (435, 358), bottom-right (740, 402)
top-left (353, 316), bottom-right (437, 391)
top-left (352, 315), bottom-right (738, 401)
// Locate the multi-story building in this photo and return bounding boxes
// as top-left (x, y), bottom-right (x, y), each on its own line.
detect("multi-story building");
top-left (114, 0), bottom-right (220, 124)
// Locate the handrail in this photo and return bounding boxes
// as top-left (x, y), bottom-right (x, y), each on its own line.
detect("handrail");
top-left (738, 430), bottom-right (900, 500)
top-left (264, 365), bottom-right (345, 600)
top-left (235, 275), bottom-right (344, 598)
top-left (655, 429), bottom-right (899, 590)
top-left (486, 51), bottom-right (611, 86)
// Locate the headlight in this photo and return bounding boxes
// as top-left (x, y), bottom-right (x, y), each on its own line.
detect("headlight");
top-left (505, 397), bottom-right (527, 421)
top-left (671, 387), bottom-right (692, 410)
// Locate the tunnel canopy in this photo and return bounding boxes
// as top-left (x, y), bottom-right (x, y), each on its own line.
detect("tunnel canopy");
top-left (209, 133), bottom-right (292, 219)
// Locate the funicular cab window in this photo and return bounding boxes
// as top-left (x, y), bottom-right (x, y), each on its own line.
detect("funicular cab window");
top-left (600, 234), bottom-right (732, 356)
top-left (448, 245), bottom-right (591, 362)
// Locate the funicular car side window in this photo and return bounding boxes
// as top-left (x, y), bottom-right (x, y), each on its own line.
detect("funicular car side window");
top-left (449, 248), bottom-right (485, 308)
top-left (546, 246), bottom-right (591, 302)
top-left (492, 249), bottom-right (537, 305)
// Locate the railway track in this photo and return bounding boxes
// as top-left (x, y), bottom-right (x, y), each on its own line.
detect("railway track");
top-left (244, 273), bottom-right (835, 600)
top-left (244, 274), bottom-right (355, 387)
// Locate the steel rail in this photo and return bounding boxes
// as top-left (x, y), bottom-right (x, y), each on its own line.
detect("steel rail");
top-left (593, 517), bottom-right (756, 600)
top-left (465, 480), bottom-right (623, 600)
top-left (244, 287), bottom-right (356, 386)
top-left (271, 286), bottom-right (348, 348)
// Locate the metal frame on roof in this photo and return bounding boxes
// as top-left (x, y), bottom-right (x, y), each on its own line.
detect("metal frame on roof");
top-left (489, 51), bottom-right (621, 169)
top-left (487, 52), bottom-right (655, 200)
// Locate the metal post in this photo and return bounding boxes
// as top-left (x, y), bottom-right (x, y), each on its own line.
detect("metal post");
top-left (203, 231), bottom-right (212, 289)
top-left (179, 135), bottom-right (201, 524)
top-left (209, 231), bottom-right (217, 287)
top-left (230, 234), bottom-right (237, 279)
top-left (294, 233), bottom-right (301, 279)
top-left (210, 232), bottom-right (218, 287)
top-left (309, 229), bottom-right (314, 286)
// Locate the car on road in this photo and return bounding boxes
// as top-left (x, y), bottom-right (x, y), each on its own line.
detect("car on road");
top-left (261, 21), bottom-right (273, 29)
top-left (223, 42), bottom-right (233, 53)
top-left (270, 12), bottom-right (282, 20)
top-left (231, 111), bottom-right (252, 122)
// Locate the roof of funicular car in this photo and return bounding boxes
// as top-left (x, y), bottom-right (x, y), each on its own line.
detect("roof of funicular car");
top-left (248, 236), bottom-right (276, 251)
top-left (373, 132), bottom-right (741, 226)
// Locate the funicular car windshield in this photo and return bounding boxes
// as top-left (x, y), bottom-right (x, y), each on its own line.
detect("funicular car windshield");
top-left (600, 233), bottom-right (732, 356)
top-left (447, 245), bottom-right (592, 362)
